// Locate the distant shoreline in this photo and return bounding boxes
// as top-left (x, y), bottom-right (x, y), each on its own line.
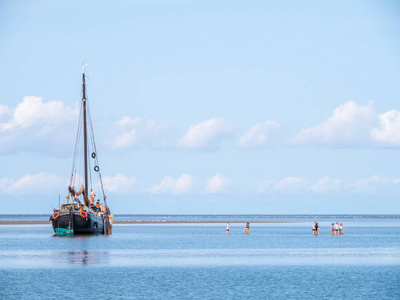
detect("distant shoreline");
top-left (1, 214), bottom-right (399, 225)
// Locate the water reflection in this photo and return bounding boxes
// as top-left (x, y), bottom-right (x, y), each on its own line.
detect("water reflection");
top-left (51, 234), bottom-right (110, 239)
top-left (53, 250), bottom-right (110, 266)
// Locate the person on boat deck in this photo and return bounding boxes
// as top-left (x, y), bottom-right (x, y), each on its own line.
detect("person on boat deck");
top-left (95, 199), bottom-right (101, 212)
top-left (90, 190), bottom-right (95, 206)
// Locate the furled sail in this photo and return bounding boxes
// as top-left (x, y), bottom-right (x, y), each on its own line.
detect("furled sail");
top-left (68, 185), bottom-right (89, 206)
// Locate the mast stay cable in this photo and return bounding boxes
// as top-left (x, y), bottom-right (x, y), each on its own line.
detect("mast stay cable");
top-left (87, 102), bottom-right (108, 208)
top-left (69, 100), bottom-right (83, 202)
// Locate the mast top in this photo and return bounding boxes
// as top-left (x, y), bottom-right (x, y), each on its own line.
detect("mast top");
top-left (82, 62), bottom-right (88, 75)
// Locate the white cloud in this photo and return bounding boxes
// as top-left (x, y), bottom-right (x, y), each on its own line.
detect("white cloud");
top-left (0, 96), bottom-right (78, 155)
top-left (111, 117), bottom-right (177, 150)
top-left (149, 174), bottom-right (193, 195)
top-left (2, 96), bottom-right (76, 130)
top-left (272, 177), bottom-right (307, 191)
top-left (310, 176), bottom-right (341, 193)
top-left (177, 118), bottom-right (233, 150)
top-left (102, 173), bottom-right (136, 194)
top-left (238, 121), bottom-right (280, 148)
top-left (346, 176), bottom-right (387, 192)
top-left (370, 110), bottom-right (400, 147)
top-left (258, 175), bottom-right (400, 195)
top-left (0, 172), bottom-right (66, 196)
top-left (206, 173), bottom-right (230, 193)
top-left (289, 101), bottom-right (377, 147)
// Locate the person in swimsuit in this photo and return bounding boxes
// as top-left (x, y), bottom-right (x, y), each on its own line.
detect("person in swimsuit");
top-left (315, 222), bottom-right (319, 235)
top-left (312, 222), bottom-right (316, 235)
top-left (334, 222), bottom-right (339, 235)
top-left (331, 223), bottom-right (335, 235)
top-left (339, 223), bottom-right (346, 235)
top-left (244, 222), bottom-right (249, 234)
top-left (226, 222), bottom-right (230, 235)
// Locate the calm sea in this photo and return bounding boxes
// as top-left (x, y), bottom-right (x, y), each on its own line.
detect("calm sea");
top-left (0, 215), bottom-right (399, 299)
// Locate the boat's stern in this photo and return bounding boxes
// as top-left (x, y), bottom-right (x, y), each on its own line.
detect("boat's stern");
top-left (50, 206), bottom-right (73, 233)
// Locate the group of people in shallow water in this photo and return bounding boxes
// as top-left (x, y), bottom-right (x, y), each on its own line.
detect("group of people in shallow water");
top-left (225, 221), bottom-right (347, 235)
top-left (331, 222), bottom-right (346, 235)
top-left (225, 222), bottom-right (250, 234)
top-left (312, 221), bottom-right (346, 235)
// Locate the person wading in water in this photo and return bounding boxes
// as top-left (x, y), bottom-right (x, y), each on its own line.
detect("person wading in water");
top-left (243, 222), bottom-right (249, 234)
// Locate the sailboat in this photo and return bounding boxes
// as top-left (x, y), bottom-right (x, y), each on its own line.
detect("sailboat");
top-left (50, 63), bottom-right (113, 235)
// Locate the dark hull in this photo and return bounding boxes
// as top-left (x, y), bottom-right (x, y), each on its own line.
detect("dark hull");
top-left (73, 212), bottom-right (104, 234)
top-left (51, 210), bottom-right (105, 235)
top-left (51, 210), bottom-right (72, 231)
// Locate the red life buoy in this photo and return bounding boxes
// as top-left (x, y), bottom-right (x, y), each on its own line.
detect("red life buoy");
top-left (52, 212), bottom-right (60, 219)
top-left (80, 211), bottom-right (87, 218)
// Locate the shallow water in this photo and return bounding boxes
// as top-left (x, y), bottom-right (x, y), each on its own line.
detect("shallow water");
top-left (0, 219), bottom-right (399, 299)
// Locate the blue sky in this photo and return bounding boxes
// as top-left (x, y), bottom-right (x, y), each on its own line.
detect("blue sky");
top-left (1, 0), bottom-right (400, 214)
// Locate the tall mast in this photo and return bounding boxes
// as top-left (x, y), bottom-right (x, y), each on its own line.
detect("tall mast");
top-left (82, 63), bottom-right (89, 205)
